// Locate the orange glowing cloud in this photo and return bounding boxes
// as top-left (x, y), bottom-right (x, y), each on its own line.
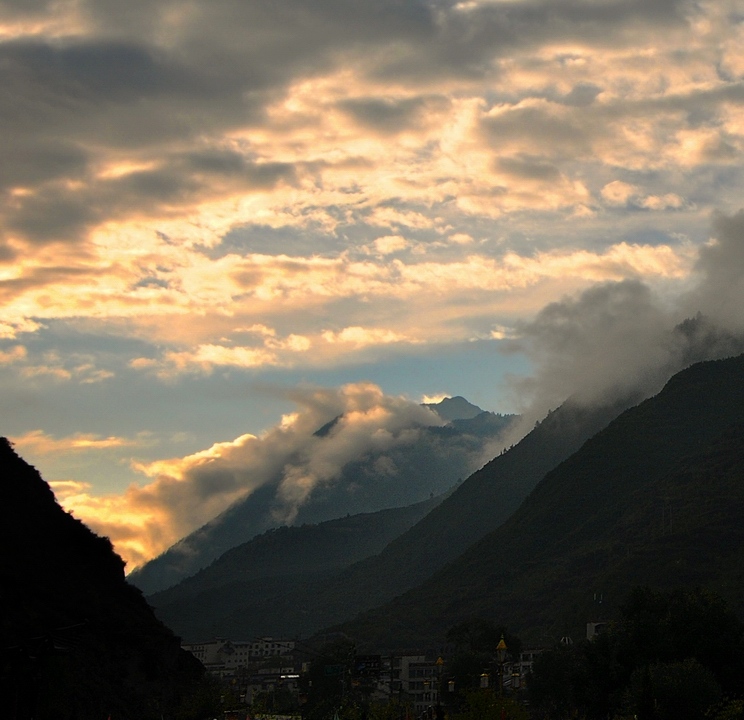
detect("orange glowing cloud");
top-left (12, 430), bottom-right (149, 456)
top-left (48, 382), bottom-right (446, 569)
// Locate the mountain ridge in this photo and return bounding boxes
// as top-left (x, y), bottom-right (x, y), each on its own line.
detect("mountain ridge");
top-left (131, 399), bottom-right (515, 595)
top-left (328, 354), bottom-right (744, 650)
top-left (151, 395), bottom-right (634, 641)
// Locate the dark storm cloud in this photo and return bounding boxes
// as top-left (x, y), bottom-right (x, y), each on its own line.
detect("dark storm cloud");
top-left (0, 39), bottom-right (246, 142)
top-left (0, 0), bottom-right (56, 17)
top-left (0, 0), bottom-right (705, 245)
top-left (371, 0), bottom-right (690, 81)
top-left (481, 106), bottom-right (595, 158)
top-left (561, 83), bottom-right (603, 108)
top-left (183, 153), bottom-right (297, 187)
top-left (0, 0), bottom-right (695, 144)
top-left (0, 41), bottom-right (191, 102)
top-left (0, 139), bottom-right (89, 190)
top-left (5, 191), bottom-right (96, 244)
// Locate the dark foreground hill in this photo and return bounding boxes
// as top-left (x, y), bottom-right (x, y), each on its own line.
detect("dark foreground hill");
top-left (331, 354), bottom-right (744, 650)
top-left (152, 397), bottom-right (630, 641)
top-left (132, 404), bottom-right (515, 595)
top-left (0, 439), bottom-right (216, 720)
top-left (148, 493), bottom-right (446, 639)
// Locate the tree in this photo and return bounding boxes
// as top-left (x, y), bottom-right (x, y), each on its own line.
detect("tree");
top-left (626, 658), bottom-right (721, 720)
top-left (450, 689), bottom-right (528, 720)
top-left (527, 587), bottom-right (744, 720)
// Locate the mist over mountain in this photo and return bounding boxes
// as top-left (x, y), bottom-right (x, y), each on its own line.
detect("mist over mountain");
top-left (146, 208), bottom-right (744, 640)
top-left (330, 353), bottom-right (744, 651)
top-left (131, 399), bottom-right (515, 595)
top-left (120, 212), bottom-right (744, 593)
top-left (525, 216), bottom-right (744, 422)
top-left (0, 439), bottom-right (215, 720)
top-left (150, 394), bottom-right (630, 641)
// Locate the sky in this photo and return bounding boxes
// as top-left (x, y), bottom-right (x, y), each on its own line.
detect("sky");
top-left (2, 0), bottom-right (744, 570)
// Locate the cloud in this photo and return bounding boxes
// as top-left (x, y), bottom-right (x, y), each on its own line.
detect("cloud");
top-left (601, 181), bottom-right (687, 211)
top-left (321, 327), bottom-right (414, 348)
top-left (373, 235), bottom-right (410, 255)
top-left (56, 382), bottom-right (443, 568)
top-left (12, 429), bottom-right (146, 455)
top-left (0, 347), bottom-right (116, 385)
top-left (503, 208), bottom-right (744, 434)
top-left (41, 210), bottom-right (744, 571)
top-left (0, 0), bottom-right (733, 259)
top-left (98, 241), bottom-right (693, 375)
top-left (682, 209), bottom-right (744, 334)
top-left (507, 280), bottom-right (680, 417)
top-left (0, 344), bottom-right (26, 364)
top-left (48, 479), bottom-right (93, 498)
top-left (3, 0), bottom-right (744, 573)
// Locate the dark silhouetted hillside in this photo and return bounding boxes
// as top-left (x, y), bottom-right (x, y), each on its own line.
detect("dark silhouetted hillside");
top-left (331, 354), bottom-right (744, 650)
top-left (148, 494), bottom-right (446, 639)
top-left (0, 439), bottom-right (216, 720)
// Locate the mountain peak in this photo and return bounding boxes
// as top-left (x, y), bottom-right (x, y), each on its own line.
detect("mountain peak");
top-left (424, 395), bottom-right (484, 421)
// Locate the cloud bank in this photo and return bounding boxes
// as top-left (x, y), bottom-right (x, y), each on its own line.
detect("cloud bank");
top-left (0, 0), bottom-right (741, 371)
top-left (504, 209), bottom-right (744, 434)
top-left (37, 209), bottom-right (744, 569)
top-left (50, 383), bottom-right (449, 568)
top-left (4, 0), bottom-right (744, 569)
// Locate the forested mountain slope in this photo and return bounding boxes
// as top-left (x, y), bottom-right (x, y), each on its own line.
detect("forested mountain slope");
top-left (132, 405), bottom-right (514, 595)
top-left (332, 355), bottom-right (744, 650)
top-left (153, 398), bottom-right (630, 641)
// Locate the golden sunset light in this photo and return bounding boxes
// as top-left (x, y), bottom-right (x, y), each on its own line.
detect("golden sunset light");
top-left (3, 0), bottom-right (744, 571)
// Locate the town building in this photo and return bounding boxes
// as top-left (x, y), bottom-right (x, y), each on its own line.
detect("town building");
top-left (182, 637), bottom-right (296, 674)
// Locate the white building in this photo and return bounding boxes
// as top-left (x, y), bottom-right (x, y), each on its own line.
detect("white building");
top-left (182, 637), bottom-right (296, 672)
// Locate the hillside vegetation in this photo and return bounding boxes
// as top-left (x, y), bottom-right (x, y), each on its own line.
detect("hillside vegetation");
top-left (132, 408), bottom-right (515, 595)
top-left (153, 398), bottom-right (631, 641)
top-left (333, 355), bottom-right (744, 649)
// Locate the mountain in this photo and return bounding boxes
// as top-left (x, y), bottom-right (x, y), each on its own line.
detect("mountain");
top-left (0, 438), bottom-right (216, 720)
top-left (147, 493), bottom-right (445, 640)
top-left (424, 396), bottom-right (484, 421)
top-left (329, 354), bottom-right (744, 651)
top-left (150, 396), bottom-right (630, 641)
top-left (130, 400), bottom-right (514, 595)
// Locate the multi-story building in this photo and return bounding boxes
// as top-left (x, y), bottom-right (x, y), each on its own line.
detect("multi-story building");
top-left (391, 655), bottom-right (442, 715)
top-left (182, 637), bottom-right (296, 674)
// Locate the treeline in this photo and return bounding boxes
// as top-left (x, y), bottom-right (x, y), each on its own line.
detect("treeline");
top-left (300, 586), bottom-right (744, 720)
top-left (527, 586), bottom-right (744, 720)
